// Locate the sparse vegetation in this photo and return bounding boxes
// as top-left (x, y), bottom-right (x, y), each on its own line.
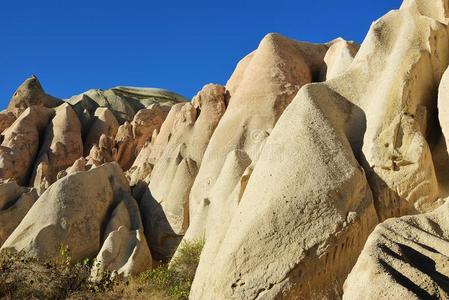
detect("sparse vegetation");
top-left (0, 240), bottom-right (204, 300)
top-left (137, 239), bottom-right (205, 299)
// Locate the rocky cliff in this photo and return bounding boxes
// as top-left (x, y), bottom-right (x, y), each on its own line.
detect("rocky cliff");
top-left (1, 0), bottom-right (449, 299)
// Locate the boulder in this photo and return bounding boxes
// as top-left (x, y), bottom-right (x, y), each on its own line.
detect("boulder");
top-left (84, 107), bottom-right (119, 155)
top-left (114, 122), bottom-right (134, 170)
top-left (30, 103), bottom-right (83, 193)
top-left (0, 182), bottom-right (38, 246)
top-left (1, 163), bottom-right (132, 261)
top-left (90, 226), bottom-right (152, 280)
top-left (343, 200), bottom-right (449, 300)
top-left (0, 106), bottom-right (55, 185)
top-left (322, 38), bottom-right (359, 80)
top-left (91, 188), bottom-right (151, 279)
top-left (87, 134), bottom-right (115, 167)
top-left (7, 76), bottom-right (62, 117)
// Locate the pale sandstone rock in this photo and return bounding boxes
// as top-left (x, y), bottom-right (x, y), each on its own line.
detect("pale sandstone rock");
top-left (30, 104), bottom-right (83, 193)
top-left (132, 104), bottom-right (168, 153)
top-left (401, 0), bottom-right (449, 23)
top-left (114, 121), bottom-right (134, 170)
top-left (7, 76), bottom-right (62, 117)
top-left (189, 1), bottom-right (449, 298)
top-left (323, 38), bottom-right (359, 80)
top-left (343, 200), bottom-right (449, 300)
top-left (326, 0), bottom-right (449, 220)
top-left (113, 105), bottom-right (168, 171)
top-left (87, 134), bottom-right (115, 167)
top-left (125, 103), bottom-right (189, 184)
top-left (126, 162), bottom-right (153, 187)
top-left (102, 191), bottom-right (143, 241)
top-left (57, 157), bottom-right (89, 180)
top-left (182, 33), bottom-right (329, 258)
top-left (84, 107), bottom-right (119, 155)
top-left (67, 86), bottom-right (187, 124)
top-left (91, 190), bottom-right (151, 279)
top-left (91, 226), bottom-right (152, 279)
top-left (141, 84), bottom-right (226, 259)
top-left (1, 163), bottom-right (132, 260)
top-left (437, 67), bottom-right (449, 176)
top-left (189, 84), bottom-right (379, 299)
top-left (0, 106), bottom-right (55, 185)
top-left (0, 182), bottom-right (38, 246)
top-left (0, 181), bottom-right (26, 210)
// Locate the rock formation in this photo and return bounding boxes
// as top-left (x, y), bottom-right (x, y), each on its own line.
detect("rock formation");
top-left (0, 106), bottom-right (55, 185)
top-left (322, 38), bottom-right (359, 80)
top-left (343, 199), bottom-right (449, 299)
top-left (1, 163), bottom-right (142, 261)
top-left (186, 1), bottom-right (449, 299)
top-left (0, 0), bottom-right (449, 298)
top-left (140, 84), bottom-right (227, 260)
top-left (183, 33), bottom-right (329, 254)
top-left (30, 103), bottom-right (83, 194)
top-left (84, 107), bottom-right (119, 155)
top-left (7, 75), bottom-right (62, 117)
top-left (0, 182), bottom-right (38, 246)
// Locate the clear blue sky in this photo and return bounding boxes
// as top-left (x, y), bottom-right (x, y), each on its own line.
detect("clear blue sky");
top-left (0, 0), bottom-right (402, 109)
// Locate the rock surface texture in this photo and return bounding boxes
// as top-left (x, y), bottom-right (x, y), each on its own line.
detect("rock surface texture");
top-left (343, 200), bottom-right (449, 300)
top-left (0, 0), bottom-right (449, 298)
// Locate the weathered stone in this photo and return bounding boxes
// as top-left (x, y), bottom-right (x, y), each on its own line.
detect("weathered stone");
top-left (0, 106), bottom-right (55, 185)
top-left (7, 76), bottom-right (62, 117)
top-left (343, 200), bottom-right (449, 300)
top-left (30, 104), bottom-right (83, 193)
top-left (0, 182), bottom-right (38, 246)
top-left (1, 163), bottom-right (132, 261)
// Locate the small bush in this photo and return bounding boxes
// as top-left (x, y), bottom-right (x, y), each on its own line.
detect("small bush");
top-left (0, 239), bottom-right (204, 299)
top-left (137, 239), bottom-right (204, 300)
top-left (0, 248), bottom-right (91, 299)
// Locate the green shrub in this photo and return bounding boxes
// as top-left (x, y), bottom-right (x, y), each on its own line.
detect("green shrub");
top-left (137, 239), bottom-right (204, 300)
top-left (0, 248), bottom-right (91, 299)
top-left (0, 239), bottom-right (204, 299)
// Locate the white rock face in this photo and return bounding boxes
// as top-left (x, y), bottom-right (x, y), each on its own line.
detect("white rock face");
top-left (343, 200), bottom-right (449, 300)
top-left (323, 38), bottom-right (359, 80)
top-left (30, 103), bottom-right (83, 194)
top-left (84, 107), bottom-right (119, 156)
top-left (91, 226), bottom-right (152, 280)
top-left (189, 1), bottom-right (449, 298)
top-left (183, 33), bottom-right (329, 254)
top-left (189, 84), bottom-right (379, 299)
top-left (1, 1), bottom-right (449, 298)
top-left (1, 163), bottom-right (137, 261)
top-left (140, 84), bottom-right (226, 260)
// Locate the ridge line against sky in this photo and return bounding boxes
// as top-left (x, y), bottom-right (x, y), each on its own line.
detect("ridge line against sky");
top-left (0, 0), bottom-right (402, 108)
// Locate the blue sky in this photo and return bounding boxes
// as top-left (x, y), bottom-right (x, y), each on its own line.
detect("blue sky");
top-left (0, 1), bottom-right (402, 109)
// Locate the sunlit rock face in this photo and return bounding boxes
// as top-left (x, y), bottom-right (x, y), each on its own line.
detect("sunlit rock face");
top-left (1, 1), bottom-right (449, 298)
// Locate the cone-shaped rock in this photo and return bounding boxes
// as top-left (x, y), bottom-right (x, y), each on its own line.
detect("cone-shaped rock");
top-left (7, 76), bottom-right (62, 117)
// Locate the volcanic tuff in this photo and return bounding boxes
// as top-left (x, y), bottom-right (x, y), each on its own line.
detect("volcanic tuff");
top-left (1, 0), bottom-right (449, 299)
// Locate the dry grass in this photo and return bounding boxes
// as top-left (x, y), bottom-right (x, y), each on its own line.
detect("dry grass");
top-left (0, 240), bottom-right (204, 300)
